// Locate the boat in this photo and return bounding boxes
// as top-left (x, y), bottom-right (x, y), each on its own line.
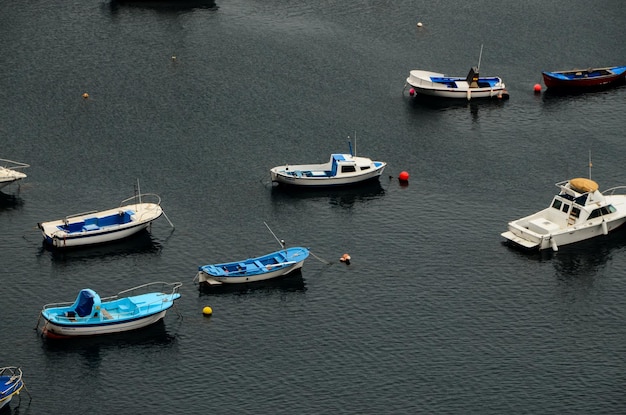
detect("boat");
top-left (501, 177), bottom-right (626, 252)
top-left (404, 45), bottom-right (508, 101)
top-left (195, 246), bottom-right (310, 286)
top-left (37, 281), bottom-right (182, 338)
top-left (404, 67), bottom-right (508, 100)
top-left (270, 139), bottom-right (386, 187)
top-left (37, 183), bottom-right (172, 249)
top-left (542, 66), bottom-right (626, 90)
top-left (0, 158), bottom-right (29, 190)
top-left (0, 367), bottom-right (28, 410)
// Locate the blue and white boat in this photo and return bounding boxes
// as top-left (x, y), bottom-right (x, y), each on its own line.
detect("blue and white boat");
top-left (38, 281), bottom-right (182, 338)
top-left (270, 139), bottom-right (386, 187)
top-left (38, 184), bottom-right (171, 249)
top-left (0, 367), bottom-right (27, 410)
top-left (195, 247), bottom-right (310, 286)
top-left (405, 67), bottom-right (508, 100)
top-left (0, 158), bottom-right (29, 191)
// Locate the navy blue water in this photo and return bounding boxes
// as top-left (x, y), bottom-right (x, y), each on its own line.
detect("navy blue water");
top-left (1, 0), bottom-right (626, 413)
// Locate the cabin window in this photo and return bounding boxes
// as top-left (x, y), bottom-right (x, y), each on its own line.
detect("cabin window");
top-left (359, 166), bottom-right (371, 171)
top-left (341, 165), bottom-right (356, 173)
top-left (589, 206), bottom-right (614, 219)
top-left (571, 207), bottom-right (580, 218)
top-left (551, 199), bottom-right (562, 210)
top-left (589, 209), bottom-right (602, 219)
top-left (561, 203), bottom-right (570, 213)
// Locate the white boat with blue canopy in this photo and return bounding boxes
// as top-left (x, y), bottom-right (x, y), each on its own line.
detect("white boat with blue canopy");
top-left (502, 177), bottom-right (626, 251)
top-left (195, 246), bottom-right (310, 286)
top-left (0, 158), bottom-right (29, 190)
top-left (270, 139), bottom-right (386, 187)
top-left (37, 281), bottom-right (182, 338)
top-left (38, 183), bottom-right (172, 249)
top-left (0, 367), bottom-right (29, 410)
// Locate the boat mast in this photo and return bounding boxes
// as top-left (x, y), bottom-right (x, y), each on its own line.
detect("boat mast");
top-left (588, 150), bottom-right (592, 180)
top-left (477, 44), bottom-right (484, 72)
top-left (264, 221), bottom-right (286, 250)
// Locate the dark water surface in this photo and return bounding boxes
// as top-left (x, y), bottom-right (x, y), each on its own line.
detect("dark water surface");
top-left (1, 1), bottom-right (626, 413)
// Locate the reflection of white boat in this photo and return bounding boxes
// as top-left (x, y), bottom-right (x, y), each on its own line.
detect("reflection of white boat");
top-left (38, 281), bottom-right (182, 338)
top-left (0, 367), bottom-right (28, 410)
top-left (270, 141), bottom-right (386, 187)
top-left (502, 178), bottom-right (626, 251)
top-left (0, 158), bottom-right (29, 190)
top-left (38, 184), bottom-right (171, 249)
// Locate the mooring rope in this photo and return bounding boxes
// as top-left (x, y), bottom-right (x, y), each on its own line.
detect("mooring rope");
top-left (309, 250), bottom-right (332, 265)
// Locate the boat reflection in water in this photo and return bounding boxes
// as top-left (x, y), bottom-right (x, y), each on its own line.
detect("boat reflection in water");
top-left (107, 0), bottom-right (217, 11)
top-left (41, 320), bottom-right (178, 367)
top-left (198, 269), bottom-right (307, 296)
top-left (40, 230), bottom-right (162, 263)
top-left (270, 179), bottom-right (386, 209)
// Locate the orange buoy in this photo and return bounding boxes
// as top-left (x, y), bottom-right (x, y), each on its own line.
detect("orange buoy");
top-left (82, 92), bottom-right (89, 99)
top-left (340, 253), bottom-right (351, 265)
top-left (398, 171), bottom-right (409, 182)
top-left (533, 84), bottom-right (541, 93)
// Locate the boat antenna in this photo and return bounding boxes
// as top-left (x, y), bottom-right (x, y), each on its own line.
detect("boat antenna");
top-left (588, 150), bottom-right (592, 180)
top-left (354, 130), bottom-right (357, 156)
top-left (135, 179), bottom-right (142, 205)
top-left (477, 44), bottom-right (483, 72)
top-left (347, 136), bottom-right (354, 157)
top-left (264, 221), bottom-right (286, 249)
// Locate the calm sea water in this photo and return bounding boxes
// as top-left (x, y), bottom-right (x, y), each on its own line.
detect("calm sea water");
top-left (1, 1), bottom-right (626, 413)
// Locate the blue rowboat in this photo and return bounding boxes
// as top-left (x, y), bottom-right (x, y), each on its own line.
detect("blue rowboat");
top-left (195, 247), bottom-right (310, 286)
top-left (38, 282), bottom-right (182, 338)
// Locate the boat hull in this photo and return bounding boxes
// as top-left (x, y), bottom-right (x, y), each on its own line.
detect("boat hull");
top-left (197, 260), bottom-right (304, 284)
top-left (42, 309), bottom-right (169, 338)
top-left (270, 154), bottom-right (386, 187)
top-left (271, 167), bottom-right (385, 187)
top-left (38, 202), bottom-right (162, 248)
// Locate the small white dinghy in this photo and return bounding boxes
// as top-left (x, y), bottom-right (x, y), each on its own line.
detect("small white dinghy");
top-left (502, 177), bottom-right (626, 251)
top-left (38, 182), bottom-right (173, 249)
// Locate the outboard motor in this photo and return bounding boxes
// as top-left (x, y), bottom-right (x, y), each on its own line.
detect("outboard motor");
top-left (466, 66), bottom-right (479, 88)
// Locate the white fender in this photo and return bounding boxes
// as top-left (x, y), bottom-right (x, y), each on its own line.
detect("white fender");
top-left (602, 220), bottom-right (608, 235)
top-left (550, 238), bottom-right (558, 252)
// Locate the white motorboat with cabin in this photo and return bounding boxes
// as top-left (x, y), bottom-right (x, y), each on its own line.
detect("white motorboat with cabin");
top-left (270, 139), bottom-right (386, 187)
top-left (501, 177), bottom-right (626, 251)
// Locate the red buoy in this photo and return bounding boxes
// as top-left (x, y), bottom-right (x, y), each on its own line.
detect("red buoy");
top-left (409, 88), bottom-right (415, 96)
top-left (533, 83), bottom-right (541, 93)
top-left (398, 171), bottom-right (409, 182)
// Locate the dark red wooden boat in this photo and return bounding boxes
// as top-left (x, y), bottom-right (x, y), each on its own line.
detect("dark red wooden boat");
top-left (542, 66), bottom-right (626, 90)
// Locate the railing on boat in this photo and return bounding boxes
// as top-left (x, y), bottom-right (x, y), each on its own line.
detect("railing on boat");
top-left (603, 185), bottom-right (626, 196)
top-left (0, 158), bottom-right (30, 170)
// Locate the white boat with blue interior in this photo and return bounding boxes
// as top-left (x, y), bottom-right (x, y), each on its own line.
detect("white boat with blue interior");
top-left (38, 184), bottom-right (172, 249)
top-left (270, 139), bottom-right (386, 187)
